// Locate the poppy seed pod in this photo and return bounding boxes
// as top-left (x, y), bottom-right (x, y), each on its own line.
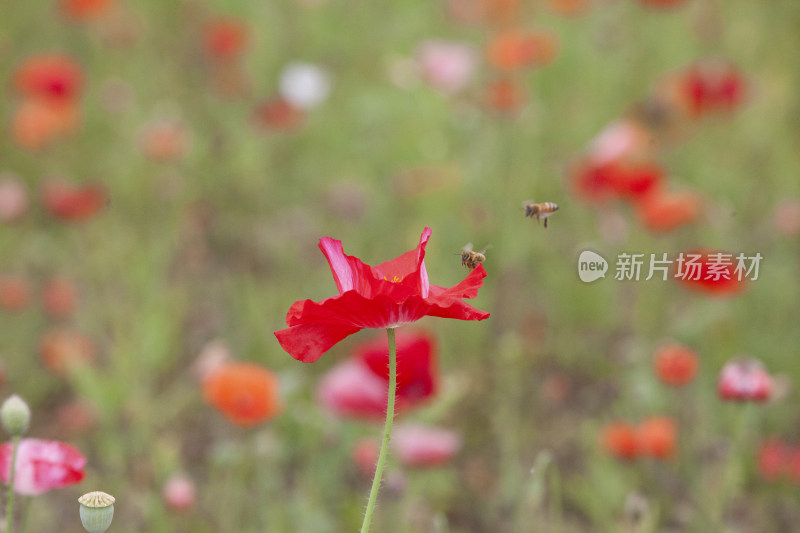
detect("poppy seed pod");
top-left (79, 491), bottom-right (115, 533)
top-left (1, 395), bottom-right (30, 436)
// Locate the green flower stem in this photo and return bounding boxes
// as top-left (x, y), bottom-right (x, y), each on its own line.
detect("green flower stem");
top-left (6, 435), bottom-right (20, 533)
top-left (360, 327), bottom-right (397, 533)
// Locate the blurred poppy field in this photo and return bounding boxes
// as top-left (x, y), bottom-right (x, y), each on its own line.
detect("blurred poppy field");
top-left (1, 0), bottom-right (800, 531)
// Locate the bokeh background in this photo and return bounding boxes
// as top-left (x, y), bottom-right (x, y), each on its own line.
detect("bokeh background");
top-left (1, 0), bottom-right (799, 531)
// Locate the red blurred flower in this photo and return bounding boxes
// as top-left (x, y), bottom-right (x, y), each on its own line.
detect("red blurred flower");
top-left (317, 330), bottom-right (438, 420)
top-left (0, 438), bottom-right (85, 495)
top-left (757, 438), bottom-right (787, 481)
top-left (569, 158), bottom-right (664, 205)
top-left (391, 423), bottom-right (462, 467)
top-left (42, 277), bottom-right (78, 318)
top-left (673, 249), bottom-right (748, 296)
top-left (202, 362), bottom-right (282, 426)
top-left (41, 179), bottom-right (107, 221)
top-left (352, 438), bottom-right (380, 477)
top-left (39, 328), bottom-right (95, 374)
top-left (635, 190), bottom-right (700, 232)
top-left (251, 98), bottom-right (304, 132)
top-left (60, 0), bottom-right (114, 20)
top-left (601, 422), bottom-right (639, 459)
top-left (773, 199), bottom-right (800, 237)
top-left (682, 60), bottom-right (746, 117)
top-left (275, 228), bottom-right (489, 363)
top-left (718, 358), bottom-right (772, 402)
top-left (487, 30), bottom-right (558, 71)
top-left (202, 18), bottom-right (248, 62)
top-left (0, 276), bottom-right (31, 312)
top-left (13, 54), bottom-right (83, 104)
top-left (636, 416), bottom-right (676, 459)
top-left (653, 343), bottom-right (698, 386)
top-left (484, 79), bottom-right (525, 112)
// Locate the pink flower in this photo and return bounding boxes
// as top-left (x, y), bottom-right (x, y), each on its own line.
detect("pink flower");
top-left (0, 438), bottom-right (86, 495)
top-left (391, 423), bottom-right (462, 467)
top-left (275, 227), bottom-right (489, 363)
top-left (317, 330), bottom-right (438, 421)
top-left (162, 473), bottom-right (196, 512)
top-left (717, 358), bottom-right (773, 402)
top-left (417, 40), bottom-right (477, 94)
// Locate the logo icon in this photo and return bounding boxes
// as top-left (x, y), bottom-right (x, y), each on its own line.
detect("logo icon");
top-left (578, 250), bottom-right (608, 283)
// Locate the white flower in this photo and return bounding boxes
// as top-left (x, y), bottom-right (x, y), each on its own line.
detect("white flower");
top-left (279, 62), bottom-right (331, 109)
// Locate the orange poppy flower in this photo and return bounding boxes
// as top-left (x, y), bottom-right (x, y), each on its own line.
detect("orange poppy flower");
top-left (635, 190), bottom-right (700, 232)
top-left (653, 343), bottom-right (698, 386)
top-left (636, 416), bottom-right (676, 459)
top-left (601, 422), bottom-right (639, 459)
top-left (11, 100), bottom-right (80, 150)
top-left (487, 30), bottom-right (558, 71)
top-left (39, 328), bottom-right (95, 374)
top-left (202, 362), bottom-right (282, 426)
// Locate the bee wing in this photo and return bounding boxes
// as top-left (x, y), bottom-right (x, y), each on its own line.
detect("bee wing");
top-left (522, 200), bottom-right (534, 209)
top-left (462, 242), bottom-right (474, 252)
top-left (479, 244), bottom-right (492, 254)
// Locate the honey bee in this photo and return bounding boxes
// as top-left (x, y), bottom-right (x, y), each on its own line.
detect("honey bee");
top-left (459, 243), bottom-right (489, 270)
top-left (523, 201), bottom-right (559, 228)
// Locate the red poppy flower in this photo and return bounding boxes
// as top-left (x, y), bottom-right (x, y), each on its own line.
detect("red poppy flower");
top-left (484, 79), bottom-right (525, 112)
top-left (13, 55), bottom-right (83, 103)
top-left (718, 358), bottom-right (772, 402)
top-left (0, 276), bottom-right (31, 312)
top-left (317, 330), bottom-right (438, 420)
top-left (635, 190), bottom-right (700, 232)
top-left (757, 438), bottom-right (787, 481)
top-left (682, 60), bottom-right (746, 117)
top-left (42, 277), bottom-right (78, 318)
top-left (60, 0), bottom-right (114, 20)
top-left (202, 362), bottom-right (282, 426)
top-left (673, 249), bottom-right (749, 296)
top-left (601, 422), bottom-right (639, 459)
top-left (202, 18), bottom-right (248, 62)
top-left (391, 423), bottom-right (462, 467)
top-left (275, 228), bottom-right (489, 363)
top-left (250, 98), bottom-right (304, 132)
top-left (41, 180), bottom-right (107, 221)
top-left (0, 438), bottom-right (86, 495)
top-left (653, 343), bottom-right (698, 386)
top-left (162, 473), bottom-right (196, 513)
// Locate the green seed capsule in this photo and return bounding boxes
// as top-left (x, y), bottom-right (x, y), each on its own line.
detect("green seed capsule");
top-left (79, 491), bottom-right (115, 533)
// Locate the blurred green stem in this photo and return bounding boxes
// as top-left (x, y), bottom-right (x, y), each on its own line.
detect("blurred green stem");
top-left (712, 403), bottom-right (754, 528)
top-left (360, 328), bottom-right (397, 533)
top-left (6, 435), bottom-right (19, 533)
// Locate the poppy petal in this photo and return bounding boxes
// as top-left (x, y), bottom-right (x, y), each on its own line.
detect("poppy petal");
top-left (275, 321), bottom-right (362, 363)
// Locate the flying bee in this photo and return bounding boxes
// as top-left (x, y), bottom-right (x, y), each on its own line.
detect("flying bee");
top-left (523, 201), bottom-right (559, 228)
top-left (459, 243), bottom-right (489, 270)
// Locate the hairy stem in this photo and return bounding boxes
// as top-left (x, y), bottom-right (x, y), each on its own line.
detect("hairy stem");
top-left (360, 328), bottom-right (397, 533)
